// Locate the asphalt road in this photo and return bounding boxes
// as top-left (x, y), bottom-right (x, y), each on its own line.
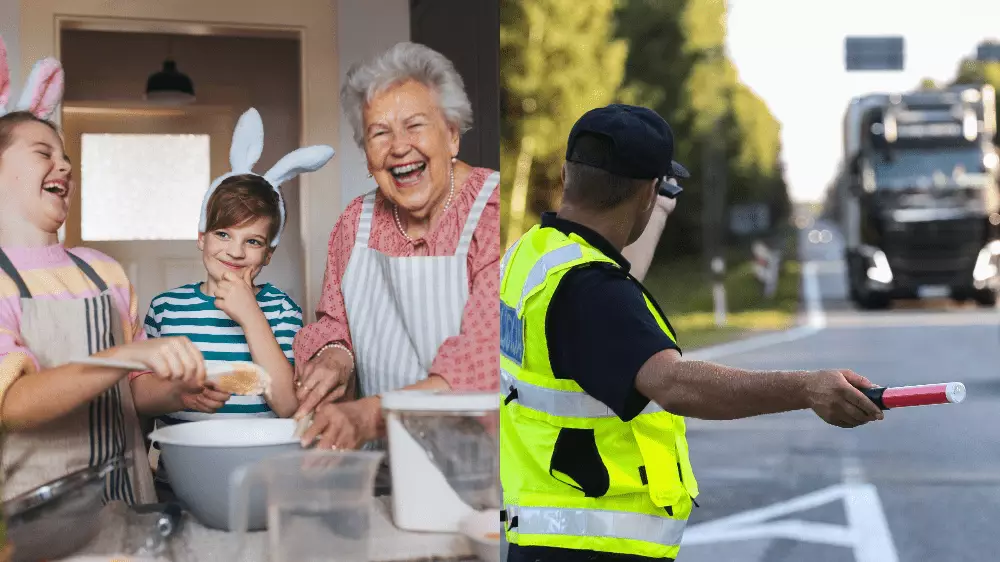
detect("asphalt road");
top-left (676, 220), bottom-right (1000, 562)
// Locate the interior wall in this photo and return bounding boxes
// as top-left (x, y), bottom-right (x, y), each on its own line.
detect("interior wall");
top-left (0, 1), bottom-right (22, 96)
top-left (336, 0), bottom-right (410, 208)
top-left (59, 29), bottom-right (305, 303)
top-left (410, 0), bottom-right (500, 172)
top-left (18, 0), bottom-right (341, 321)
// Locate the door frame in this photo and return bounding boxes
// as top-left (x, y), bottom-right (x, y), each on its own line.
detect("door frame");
top-left (19, 1), bottom-right (343, 321)
top-left (60, 101), bottom-right (239, 249)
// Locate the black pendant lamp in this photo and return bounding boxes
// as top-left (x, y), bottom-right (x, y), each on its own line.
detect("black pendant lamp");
top-left (145, 56), bottom-right (195, 104)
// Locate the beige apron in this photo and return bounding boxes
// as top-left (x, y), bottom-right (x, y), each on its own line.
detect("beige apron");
top-left (0, 248), bottom-right (156, 505)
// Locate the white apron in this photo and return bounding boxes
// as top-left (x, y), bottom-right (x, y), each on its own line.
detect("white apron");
top-left (342, 171), bottom-right (499, 446)
top-left (0, 248), bottom-right (157, 505)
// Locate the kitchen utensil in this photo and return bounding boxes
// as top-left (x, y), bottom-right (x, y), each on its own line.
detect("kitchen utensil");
top-left (3, 457), bottom-right (129, 562)
top-left (71, 357), bottom-right (271, 395)
top-left (206, 360), bottom-right (272, 396)
top-left (230, 449), bottom-right (384, 562)
top-left (381, 390), bottom-right (499, 533)
top-left (148, 418), bottom-right (301, 531)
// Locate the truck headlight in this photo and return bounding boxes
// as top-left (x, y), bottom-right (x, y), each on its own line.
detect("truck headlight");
top-left (973, 240), bottom-right (1000, 281)
top-left (863, 247), bottom-right (893, 284)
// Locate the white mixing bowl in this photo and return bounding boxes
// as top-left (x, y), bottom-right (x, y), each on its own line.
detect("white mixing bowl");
top-left (148, 418), bottom-right (301, 531)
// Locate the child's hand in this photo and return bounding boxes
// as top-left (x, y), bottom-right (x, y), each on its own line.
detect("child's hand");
top-left (180, 381), bottom-right (231, 414)
top-left (215, 268), bottom-right (262, 326)
top-left (112, 336), bottom-right (205, 386)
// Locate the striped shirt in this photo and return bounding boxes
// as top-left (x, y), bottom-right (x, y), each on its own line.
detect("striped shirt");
top-left (0, 245), bottom-right (146, 409)
top-left (143, 282), bottom-right (303, 424)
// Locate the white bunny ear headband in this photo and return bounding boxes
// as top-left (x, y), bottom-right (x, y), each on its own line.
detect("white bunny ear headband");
top-left (0, 35), bottom-right (65, 120)
top-left (198, 107), bottom-right (335, 248)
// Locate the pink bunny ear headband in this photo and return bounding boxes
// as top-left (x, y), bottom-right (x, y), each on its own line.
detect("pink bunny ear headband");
top-left (0, 35), bottom-right (65, 121)
top-left (198, 107), bottom-right (335, 248)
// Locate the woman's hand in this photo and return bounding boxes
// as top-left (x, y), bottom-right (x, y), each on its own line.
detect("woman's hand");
top-left (109, 336), bottom-right (206, 386)
top-left (293, 346), bottom-right (355, 419)
top-left (215, 269), bottom-right (262, 327)
top-left (179, 381), bottom-right (232, 414)
top-left (299, 399), bottom-right (378, 450)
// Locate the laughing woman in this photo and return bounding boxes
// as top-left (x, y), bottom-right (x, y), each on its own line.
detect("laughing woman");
top-left (292, 42), bottom-right (500, 449)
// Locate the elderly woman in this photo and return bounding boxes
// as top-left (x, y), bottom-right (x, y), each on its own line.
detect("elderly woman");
top-left (291, 42), bottom-right (500, 449)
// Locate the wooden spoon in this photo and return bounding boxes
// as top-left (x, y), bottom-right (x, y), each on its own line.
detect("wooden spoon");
top-left (71, 357), bottom-right (271, 396)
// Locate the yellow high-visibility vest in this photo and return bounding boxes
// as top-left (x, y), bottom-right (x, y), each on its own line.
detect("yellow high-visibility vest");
top-left (500, 224), bottom-right (699, 560)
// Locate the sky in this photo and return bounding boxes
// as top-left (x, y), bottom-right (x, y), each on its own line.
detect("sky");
top-left (727, 0), bottom-right (1000, 202)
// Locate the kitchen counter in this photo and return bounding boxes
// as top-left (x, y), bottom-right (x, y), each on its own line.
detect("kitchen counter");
top-left (62, 497), bottom-right (481, 562)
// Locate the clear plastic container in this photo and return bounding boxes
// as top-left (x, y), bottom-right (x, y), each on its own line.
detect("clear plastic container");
top-left (229, 450), bottom-right (384, 562)
top-left (381, 390), bottom-right (498, 534)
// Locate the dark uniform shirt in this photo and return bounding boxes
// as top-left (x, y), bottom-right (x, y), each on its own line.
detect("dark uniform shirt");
top-left (506, 212), bottom-right (682, 562)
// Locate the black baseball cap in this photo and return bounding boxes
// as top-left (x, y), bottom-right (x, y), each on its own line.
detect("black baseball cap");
top-left (566, 104), bottom-right (689, 197)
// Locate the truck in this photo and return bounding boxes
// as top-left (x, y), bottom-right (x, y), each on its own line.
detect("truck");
top-left (837, 84), bottom-right (1000, 309)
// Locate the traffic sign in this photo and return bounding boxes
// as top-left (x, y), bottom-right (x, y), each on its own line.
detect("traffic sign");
top-left (845, 36), bottom-right (904, 71)
top-left (977, 42), bottom-right (1000, 62)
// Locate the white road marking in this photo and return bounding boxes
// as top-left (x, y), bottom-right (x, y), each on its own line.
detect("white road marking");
top-left (681, 456), bottom-right (899, 561)
top-left (686, 484), bottom-right (847, 533)
top-left (845, 483), bottom-right (900, 562)
top-left (842, 455), bottom-right (900, 562)
top-left (684, 520), bottom-right (854, 547)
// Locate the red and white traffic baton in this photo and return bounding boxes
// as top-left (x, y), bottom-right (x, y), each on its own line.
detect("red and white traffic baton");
top-left (861, 382), bottom-right (966, 410)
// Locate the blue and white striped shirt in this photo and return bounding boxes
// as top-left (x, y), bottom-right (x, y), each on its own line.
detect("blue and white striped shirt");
top-left (143, 282), bottom-right (303, 425)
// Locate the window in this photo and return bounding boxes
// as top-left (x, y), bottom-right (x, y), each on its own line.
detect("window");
top-left (81, 134), bottom-right (210, 241)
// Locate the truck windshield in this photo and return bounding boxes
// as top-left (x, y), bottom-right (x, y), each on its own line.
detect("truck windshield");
top-left (872, 148), bottom-right (987, 187)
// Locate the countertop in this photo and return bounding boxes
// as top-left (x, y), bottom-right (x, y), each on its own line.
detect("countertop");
top-left (61, 496), bottom-right (482, 562)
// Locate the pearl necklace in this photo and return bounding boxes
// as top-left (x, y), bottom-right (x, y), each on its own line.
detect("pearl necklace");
top-left (394, 162), bottom-right (455, 244)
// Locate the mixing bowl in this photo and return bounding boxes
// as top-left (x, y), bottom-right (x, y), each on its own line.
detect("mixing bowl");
top-left (148, 418), bottom-right (301, 531)
top-left (3, 458), bottom-right (125, 561)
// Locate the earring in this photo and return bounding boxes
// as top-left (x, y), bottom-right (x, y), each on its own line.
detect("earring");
top-left (451, 156), bottom-right (457, 164)
top-left (367, 172), bottom-right (373, 178)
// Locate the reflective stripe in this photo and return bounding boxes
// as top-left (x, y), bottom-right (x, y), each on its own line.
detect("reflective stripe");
top-left (517, 244), bottom-right (584, 313)
top-left (507, 504), bottom-right (686, 546)
top-left (501, 237), bottom-right (521, 281)
top-left (502, 368), bottom-right (663, 418)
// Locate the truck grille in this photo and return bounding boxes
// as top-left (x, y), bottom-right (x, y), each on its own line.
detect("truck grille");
top-left (882, 218), bottom-right (984, 285)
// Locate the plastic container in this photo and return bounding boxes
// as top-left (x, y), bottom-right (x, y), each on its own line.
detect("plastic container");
top-left (381, 390), bottom-right (498, 533)
top-left (230, 450), bottom-right (384, 562)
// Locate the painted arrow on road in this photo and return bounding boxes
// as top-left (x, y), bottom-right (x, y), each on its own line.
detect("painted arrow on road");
top-left (682, 483), bottom-right (899, 562)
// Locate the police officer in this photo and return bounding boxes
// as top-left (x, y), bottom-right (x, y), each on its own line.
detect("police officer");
top-left (498, 104), bottom-right (884, 562)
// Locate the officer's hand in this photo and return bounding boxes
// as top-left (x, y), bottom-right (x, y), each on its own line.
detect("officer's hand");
top-left (655, 194), bottom-right (677, 216)
top-left (805, 369), bottom-right (884, 428)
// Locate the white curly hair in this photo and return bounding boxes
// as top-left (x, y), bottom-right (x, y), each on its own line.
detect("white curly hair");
top-left (340, 41), bottom-right (474, 148)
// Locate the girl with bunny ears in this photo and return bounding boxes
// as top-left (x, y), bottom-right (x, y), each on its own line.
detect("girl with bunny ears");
top-left (131, 108), bottom-right (332, 494)
top-left (0, 36), bottom-right (205, 512)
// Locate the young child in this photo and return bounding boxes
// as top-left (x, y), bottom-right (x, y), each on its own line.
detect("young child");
top-left (0, 37), bottom-right (204, 509)
top-left (130, 106), bottom-right (333, 426)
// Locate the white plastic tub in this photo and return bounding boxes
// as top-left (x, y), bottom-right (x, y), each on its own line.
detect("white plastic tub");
top-left (381, 390), bottom-right (498, 533)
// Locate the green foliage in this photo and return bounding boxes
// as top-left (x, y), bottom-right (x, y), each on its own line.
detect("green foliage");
top-left (501, 0), bottom-right (792, 256)
top-left (946, 49), bottom-right (1000, 147)
top-left (614, 0), bottom-right (790, 258)
top-left (500, 0), bottom-right (628, 244)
